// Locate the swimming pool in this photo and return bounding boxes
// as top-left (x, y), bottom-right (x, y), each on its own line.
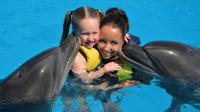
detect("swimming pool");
top-left (0, 0), bottom-right (200, 111)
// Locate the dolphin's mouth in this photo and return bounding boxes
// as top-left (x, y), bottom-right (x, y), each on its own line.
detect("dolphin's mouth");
top-left (60, 36), bottom-right (81, 75)
top-left (119, 45), bottom-right (158, 75)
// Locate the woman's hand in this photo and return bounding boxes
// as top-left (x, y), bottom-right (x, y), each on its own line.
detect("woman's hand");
top-left (101, 62), bottom-right (122, 73)
top-left (124, 33), bottom-right (131, 43)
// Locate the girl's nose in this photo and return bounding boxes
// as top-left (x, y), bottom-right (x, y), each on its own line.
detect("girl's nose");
top-left (88, 34), bottom-right (96, 42)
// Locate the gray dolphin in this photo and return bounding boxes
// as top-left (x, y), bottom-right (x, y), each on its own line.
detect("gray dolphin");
top-left (0, 35), bottom-right (80, 104)
top-left (120, 39), bottom-right (200, 111)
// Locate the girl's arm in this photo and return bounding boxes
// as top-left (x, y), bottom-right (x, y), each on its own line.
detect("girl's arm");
top-left (71, 52), bottom-right (121, 84)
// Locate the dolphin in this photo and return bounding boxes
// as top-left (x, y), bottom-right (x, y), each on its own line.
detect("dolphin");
top-left (0, 35), bottom-right (80, 105)
top-left (119, 38), bottom-right (200, 111)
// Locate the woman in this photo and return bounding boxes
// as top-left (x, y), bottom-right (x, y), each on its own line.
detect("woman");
top-left (89, 7), bottom-right (142, 112)
top-left (95, 8), bottom-right (141, 87)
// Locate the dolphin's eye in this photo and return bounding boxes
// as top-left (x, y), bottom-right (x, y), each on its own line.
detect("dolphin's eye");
top-left (16, 69), bottom-right (25, 79)
top-left (15, 72), bottom-right (23, 79)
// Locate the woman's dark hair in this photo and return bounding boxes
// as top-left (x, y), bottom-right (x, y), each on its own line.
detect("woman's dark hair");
top-left (60, 7), bottom-right (103, 44)
top-left (100, 7), bottom-right (129, 38)
top-left (105, 7), bottom-right (129, 32)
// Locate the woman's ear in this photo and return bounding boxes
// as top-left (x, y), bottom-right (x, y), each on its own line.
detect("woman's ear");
top-left (121, 37), bottom-right (125, 47)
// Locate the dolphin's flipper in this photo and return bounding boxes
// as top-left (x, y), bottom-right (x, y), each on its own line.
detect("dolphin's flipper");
top-left (0, 36), bottom-right (80, 104)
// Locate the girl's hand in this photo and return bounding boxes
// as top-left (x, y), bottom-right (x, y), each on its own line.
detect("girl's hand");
top-left (101, 62), bottom-right (122, 73)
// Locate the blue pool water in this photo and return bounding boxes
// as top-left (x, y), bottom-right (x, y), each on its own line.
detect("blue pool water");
top-left (0, 0), bottom-right (200, 112)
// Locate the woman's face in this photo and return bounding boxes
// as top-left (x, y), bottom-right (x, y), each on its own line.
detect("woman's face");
top-left (75, 18), bottom-right (100, 49)
top-left (97, 25), bottom-right (124, 59)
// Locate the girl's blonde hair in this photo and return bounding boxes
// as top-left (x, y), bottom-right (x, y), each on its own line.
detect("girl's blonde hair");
top-left (60, 7), bottom-right (103, 44)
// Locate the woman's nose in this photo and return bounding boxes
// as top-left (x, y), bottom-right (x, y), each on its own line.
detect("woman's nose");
top-left (103, 44), bottom-right (111, 52)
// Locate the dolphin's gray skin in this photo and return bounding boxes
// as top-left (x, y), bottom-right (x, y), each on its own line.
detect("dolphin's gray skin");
top-left (120, 39), bottom-right (200, 111)
top-left (0, 36), bottom-right (80, 104)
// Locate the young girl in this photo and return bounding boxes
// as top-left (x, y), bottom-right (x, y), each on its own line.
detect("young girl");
top-left (61, 6), bottom-right (121, 84)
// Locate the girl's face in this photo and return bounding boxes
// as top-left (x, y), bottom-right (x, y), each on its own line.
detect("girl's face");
top-left (97, 25), bottom-right (124, 59)
top-left (75, 18), bottom-right (100, 49)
